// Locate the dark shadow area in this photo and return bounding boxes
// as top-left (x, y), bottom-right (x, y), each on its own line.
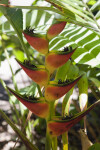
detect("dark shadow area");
top-left (0, 80), bottom-right (12, 101)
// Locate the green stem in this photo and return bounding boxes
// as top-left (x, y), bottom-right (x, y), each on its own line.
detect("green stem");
top-left (1, 38), bottom-right (18, 91)
top-left (6, 5), bottom-right (63, 15)
top-left (62, 132), bottom-right (68, 150)
top-left (1, 38), bottom-right (23, 129)
top-left (62, 98), bottom-right (69, 150)
top-left (50, 102), bottom-right (57, 150)
top-left (62, 89), bottom-right (73, 115)
top-left (84, 116), bottom-right (87, 134)
top-left (49, 101), bottom-right (55, 119)
top-left (52, 137), bottom-right (57, 150)
top-left (45, 128), bottom-right (52, 150)
top-left (82, 0), bottom-right (100, 31)
top-left (17, 34), bottom-right (30, 60)
top-left (37, 84), bottom-right (43, 97)
top-left (45, 101), bottom-right (56, 150)
top-left (0, 79), bottom-right (10, 97)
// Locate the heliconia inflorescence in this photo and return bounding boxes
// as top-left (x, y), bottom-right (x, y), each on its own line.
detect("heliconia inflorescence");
top-left (7, 21), bottom-right (99, 140)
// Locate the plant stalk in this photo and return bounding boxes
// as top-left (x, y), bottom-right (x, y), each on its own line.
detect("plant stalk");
top-left (1, 37), bottom-right (18, 91)
top-left (62, 132), bottom-right (68, 150)
top-left (45, 128), bottom-right (52, 150)
top-left (52, 137), bottom-right (57, 150)
top-left (45, 101), bottom-right (57, 150)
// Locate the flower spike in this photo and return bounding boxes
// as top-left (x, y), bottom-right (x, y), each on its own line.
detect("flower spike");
top-left (47, 21), bottom-right (66, 40)
top-left (23, 27), bottom-right (49, 54)
top-left (48, 100), bottom-right (100, 136)
top-left (45, 47), bottom-right (76, 73)
top-left (16, 59), bottom-right (49, 86)
top-left (45, 76), bottom-right (82, 101)
top-left (7, 87), bottom-right (49, 118)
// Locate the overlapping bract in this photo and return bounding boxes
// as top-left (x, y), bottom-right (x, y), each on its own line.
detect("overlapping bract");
top-left (45, 49), bottom-right (76, 73)
top-left (23, 32), bottom-right (49, 55)
top-left (16, 59), bottom-right (49, 86)
top-left (45, 76), bottom-right (82, 101)
top-left (7, 87), bottom-right (49, 118)
top-left (47, 21), bottom-right (66, 40)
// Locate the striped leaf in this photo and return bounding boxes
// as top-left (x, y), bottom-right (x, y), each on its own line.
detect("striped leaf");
top-left (49, 24), bottom-right (100, 68)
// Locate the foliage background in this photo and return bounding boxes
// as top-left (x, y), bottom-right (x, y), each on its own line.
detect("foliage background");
top-left (0, 0), bottom-right (100, 149)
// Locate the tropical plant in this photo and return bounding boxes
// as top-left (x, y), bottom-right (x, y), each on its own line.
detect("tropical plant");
top-left (0, 0), bottom-right (100, 150)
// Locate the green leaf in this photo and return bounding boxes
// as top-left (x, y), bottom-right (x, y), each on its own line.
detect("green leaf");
top-left (62, 1), bottom-right (93, 22)
top-left (0, 0), bottom-right (8, 5)
top-left (61, 0), bottom-right (92, 18)
top-left (55, 60), bottom-right (71, 81)
top-left (6, 2), bottom-right (99, 32)
top-left (88, 0), bottom-right (96, 5)
top-left (0, 3), bottom-right (30, 59)
top-left (77, 64), bottom-right (100, 78)
top-left (13, 50), bottom-right (24, 61)
top-left (0, 109), bottom-right (38, 150)
top-left (89, 77), bottom-right (100, 90)
top-left (90, 1), bottom-right (100, 11)
top-left (25, 9), bottom-right (55, 31)
top-left (88, 143), bottom-right (100, 150)
top-left (95, 10), bottom-right (100, 19)
top-left (3, 20), bottom-right (10, 30)
top-left (0, 4), bottom-right (23, 37)
top-left (45, 0), bottom-right (98, 31)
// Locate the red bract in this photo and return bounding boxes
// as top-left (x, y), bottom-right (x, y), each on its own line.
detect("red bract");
top-left (47, 21), bottom-right (66, 40)
top-left (45, 49), bottom-right (76, 73)
top-left (48, 100), bottom-right (100, 136)
top-left (7, 87), bottom-right (49, 118)
top-left (23, 32), bottom-right (49, 54)
top-left (16, 59), bottom-right (49, 86)
top-left (45, 76), bottom-right (82, 101)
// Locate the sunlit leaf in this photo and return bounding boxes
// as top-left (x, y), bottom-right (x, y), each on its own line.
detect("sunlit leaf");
top-left (88, 143), bottom-right (100, 150)
top-left (0, 4), bottom-right (23, 38)
top-left (25, 9), bottom-right (55, 32)
top-left (49, 24), bottom-right (100, 68)
top-left (90, 1), bottom-right (100, 11)
top-left (89, 77), bottom-right (100, 90)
